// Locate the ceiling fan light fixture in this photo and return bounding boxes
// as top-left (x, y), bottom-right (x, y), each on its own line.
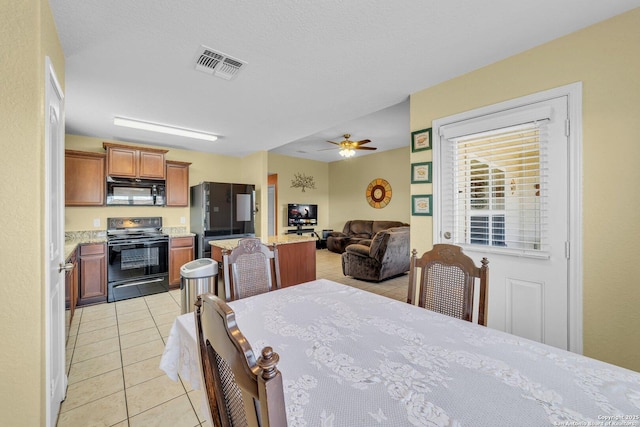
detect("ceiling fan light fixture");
top-left (113, 116), bottom-right (218, 142)
top-left (339, 148), bottom-right (356, 157)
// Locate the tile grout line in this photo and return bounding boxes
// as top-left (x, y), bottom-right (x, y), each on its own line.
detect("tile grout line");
top-left (113, 299), bottom-right (132, 427)
top-left (144, 292), bottom-right (200, 423)
top-left (154, 292), bottom-right (204, 423)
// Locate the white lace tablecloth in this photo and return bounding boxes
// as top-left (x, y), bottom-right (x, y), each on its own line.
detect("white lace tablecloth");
top-left (159, 308), bottom-right (202, 388)
top-left (160, 279), bottom-right (640, 427)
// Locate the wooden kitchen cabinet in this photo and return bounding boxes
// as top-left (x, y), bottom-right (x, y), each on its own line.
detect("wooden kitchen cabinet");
top-left (275, 240), bottom-right (316, 287)
top-left (165, 161), bottom-right (191, 207)
top-left (64, 247), bottom-right (78, 330)
top-left (65, 150), bottom-right (105, 206)
top-left (77, 242), bottom-right (107, 306)
top-left (169, 236), bottom-right (195, 289)
top-left (103, 142), bottom-right (168, 180)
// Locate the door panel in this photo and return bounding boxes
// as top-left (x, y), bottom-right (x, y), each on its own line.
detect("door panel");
top-left (46, 58), bottom-right (65, 426)
top-left (506, 278), bottom-right (544, 342)
top-left (436, 95), bottom-right (570, 350)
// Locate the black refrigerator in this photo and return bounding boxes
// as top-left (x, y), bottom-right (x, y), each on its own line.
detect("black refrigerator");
top-left (190, 182), bottom-right (256, 259)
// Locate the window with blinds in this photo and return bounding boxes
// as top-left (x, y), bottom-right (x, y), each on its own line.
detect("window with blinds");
top-left (441, 121), bottom-right (549, 256)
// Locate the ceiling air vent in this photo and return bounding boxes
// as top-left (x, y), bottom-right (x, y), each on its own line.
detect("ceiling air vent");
top-left (194, 45), bottom-right (247, 80)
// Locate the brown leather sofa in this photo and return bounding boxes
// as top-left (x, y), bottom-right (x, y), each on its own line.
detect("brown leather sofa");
top-left (326, 220), bottom-right (409, 254)
top-left (342, 226), bottom-right (410, 282)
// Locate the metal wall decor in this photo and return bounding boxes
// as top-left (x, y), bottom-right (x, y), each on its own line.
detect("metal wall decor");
top-left (366, 178), bottom-right (392, 208)
top-left (290, 172), bottom-right (316, 192)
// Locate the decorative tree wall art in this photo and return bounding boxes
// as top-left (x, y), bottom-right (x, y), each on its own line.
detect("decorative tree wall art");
top-left (290, 172), bottom-right (316, 192)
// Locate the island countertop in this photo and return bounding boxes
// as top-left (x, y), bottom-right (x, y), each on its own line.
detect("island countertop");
top-left (208, 234), bottom-right (316, 251)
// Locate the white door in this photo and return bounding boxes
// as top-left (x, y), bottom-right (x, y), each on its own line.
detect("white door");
top-left (45, 57), bottom-right (66, 426)
top-left (433, 85), bottom-right (582, 351)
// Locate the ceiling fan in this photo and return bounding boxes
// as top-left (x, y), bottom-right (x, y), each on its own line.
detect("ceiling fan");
top-left (326, 134), bottom-right (377, 157)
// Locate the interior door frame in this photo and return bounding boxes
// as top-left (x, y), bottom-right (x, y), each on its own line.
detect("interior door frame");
top-left (432, 82), bottom-right (583, 354)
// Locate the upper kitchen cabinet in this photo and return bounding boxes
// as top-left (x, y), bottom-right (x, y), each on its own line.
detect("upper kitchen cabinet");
top-left (65, 150), bottom-right (105, 206)
top-left (165, 160), bottom-right (192, 207)
top-left (103, 142), bottom-right (168, 180)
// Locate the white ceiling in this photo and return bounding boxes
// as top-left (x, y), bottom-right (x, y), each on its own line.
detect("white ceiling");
top-left (50, 1), bottom-right (640, 162)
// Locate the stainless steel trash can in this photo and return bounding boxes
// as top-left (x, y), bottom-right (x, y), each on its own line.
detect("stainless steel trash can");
top-left (180, 258), bottom-right (218, 314)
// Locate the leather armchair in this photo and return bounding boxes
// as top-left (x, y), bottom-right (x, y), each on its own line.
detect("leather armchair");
top-left (341, 226), bottom-right (410, 282)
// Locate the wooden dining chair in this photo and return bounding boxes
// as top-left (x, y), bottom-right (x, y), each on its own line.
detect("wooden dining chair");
top-left (407, 244), bottom-right (489, 326)
top-left (222, 238), bottom-right (281, 302)
top-left (194, 293), bottom-right (287, 427)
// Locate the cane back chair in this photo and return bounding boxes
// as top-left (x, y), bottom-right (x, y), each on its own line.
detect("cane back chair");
top-left (407, 244), bottom-right (489, 326)
top-left (222, 238), bottom-right (281, 302)
top-left (194, 293), bottom-right (287, 427)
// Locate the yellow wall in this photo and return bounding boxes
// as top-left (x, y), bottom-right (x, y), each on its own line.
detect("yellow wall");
top-left (328, 147), bottom-right (411, 232)
top-left (267, 153), bottom-right (330, 234)
top-left (410, 9), bottom-right (640, 371)
top-left (0, 0), bottom-right (65, 424)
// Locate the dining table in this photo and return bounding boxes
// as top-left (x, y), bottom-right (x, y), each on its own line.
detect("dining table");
top-left (160, 279), bottom-right (640, 427)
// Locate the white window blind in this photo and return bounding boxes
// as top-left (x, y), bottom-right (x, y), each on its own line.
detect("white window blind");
top-left (441, 121), bottom-right (550, 257)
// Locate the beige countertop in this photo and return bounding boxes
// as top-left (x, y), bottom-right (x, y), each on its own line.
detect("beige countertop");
top-left (63, 227), bottom-right (194, 259)
top-left (64, 235), bottom-right (107, 259)
top-left (167, 232), bottom-right (196, 238)
top-left (163, 227), bottom-right (195, 238)
top-left (209, 235), bottom-right (316, 251)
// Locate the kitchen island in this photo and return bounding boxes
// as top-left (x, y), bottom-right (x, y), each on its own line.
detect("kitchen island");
top-left (209, 235), bottom-right (317, 289)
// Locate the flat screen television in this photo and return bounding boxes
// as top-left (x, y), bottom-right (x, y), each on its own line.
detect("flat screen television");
top-left (287, 203), bottom-right (318, 227)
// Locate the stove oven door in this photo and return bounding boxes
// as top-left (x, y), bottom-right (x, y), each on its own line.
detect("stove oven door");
top-left (107, 238), bottom-right (169, 301)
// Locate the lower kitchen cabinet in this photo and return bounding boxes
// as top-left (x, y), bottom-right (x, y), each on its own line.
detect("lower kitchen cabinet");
top-left (169, 236), bottom-right (195, 289)
top-left (78, 242), bottom-right (107, 306)
top-left (64, 247), bottom-right (78, 331)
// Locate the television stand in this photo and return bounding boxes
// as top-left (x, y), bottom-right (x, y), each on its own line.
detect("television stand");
top-left (286, 226), bottom-right (315, 236)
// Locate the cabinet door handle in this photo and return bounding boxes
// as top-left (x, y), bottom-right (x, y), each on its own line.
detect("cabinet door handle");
top-left (59, 262), bottom-right (74, 273)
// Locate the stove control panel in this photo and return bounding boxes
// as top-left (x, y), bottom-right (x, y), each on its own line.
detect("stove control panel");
top-left (107, 217), bottom-right (162, 231)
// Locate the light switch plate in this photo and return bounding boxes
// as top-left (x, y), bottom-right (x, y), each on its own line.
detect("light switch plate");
top-left (180, 216), bottom-right (186, 224)
top-left (93, 218), bottom-right (101, 228)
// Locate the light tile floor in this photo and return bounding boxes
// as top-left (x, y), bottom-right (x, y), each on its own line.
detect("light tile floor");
top-left (57, 248), bottom-right (409, 426)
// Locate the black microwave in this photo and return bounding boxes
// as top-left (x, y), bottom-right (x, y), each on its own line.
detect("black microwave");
top-left (106, 177), bottom-right (166, 206)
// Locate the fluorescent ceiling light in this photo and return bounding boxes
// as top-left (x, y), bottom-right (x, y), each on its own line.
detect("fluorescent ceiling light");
top-left (113, 116), bottom-right (218, 142)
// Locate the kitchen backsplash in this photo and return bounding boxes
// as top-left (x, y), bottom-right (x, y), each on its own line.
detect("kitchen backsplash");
top-left (65, 226), bottom-right (189, 243)
top-left (162, 226), bottom-right (188, 236)
top-left (65, 230), bottom-right (107, 243)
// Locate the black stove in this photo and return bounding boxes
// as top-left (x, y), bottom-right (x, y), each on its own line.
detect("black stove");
top-left (107, 217), bottom-right (165, 236)
top-left (106, 217), bottom-right (169, 302)
top-left (107, 217), bottom-right (168, 244)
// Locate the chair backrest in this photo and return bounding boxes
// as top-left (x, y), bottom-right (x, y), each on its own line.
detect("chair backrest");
top-left (407, 244), bottom-right (489, 326)
top-left (222, 238), bottom-right (281, 302)
top-left (194, 293), bottom-right (287, 427)
top-left (368, 226), bottom-right (410, 263)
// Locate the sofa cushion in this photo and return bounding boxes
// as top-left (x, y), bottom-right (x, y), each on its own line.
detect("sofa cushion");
top-left (372, 221), bottom-right (408, 235)
top-left (368, 230), bottom-right (389, 261)
top-left (344, 244), bottom-right (371, 257)
top-left (348, 220), bottom-right (373, 236)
